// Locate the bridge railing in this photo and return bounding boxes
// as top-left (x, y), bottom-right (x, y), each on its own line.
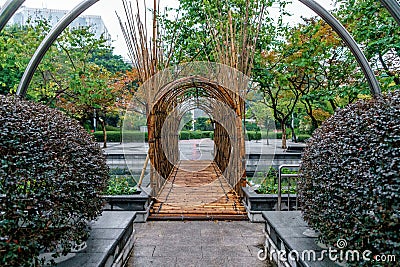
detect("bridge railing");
top-left (277, 164), bottom-right (300, 211)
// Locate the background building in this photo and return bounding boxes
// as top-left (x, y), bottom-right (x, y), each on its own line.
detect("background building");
top-left (8, 6), bottom-right (111, 45)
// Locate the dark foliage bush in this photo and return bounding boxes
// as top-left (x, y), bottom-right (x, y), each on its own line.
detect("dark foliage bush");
top-left (299, 91), bottom-right (399, 265)
top-left (0, 95), bottom-right (109, 266)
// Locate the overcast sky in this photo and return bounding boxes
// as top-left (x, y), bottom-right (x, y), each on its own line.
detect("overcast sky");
top-left (0, 0), bottom-right (334, 58)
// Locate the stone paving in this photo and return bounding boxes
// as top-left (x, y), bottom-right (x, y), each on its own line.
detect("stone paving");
top-left (128, 221), bottom-right (274, 267)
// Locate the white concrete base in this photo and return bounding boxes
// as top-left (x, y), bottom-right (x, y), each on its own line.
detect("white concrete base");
top-left (112, 229), bottom-right (135, 267)
top-left (242, 200), bottom-right (266, 222)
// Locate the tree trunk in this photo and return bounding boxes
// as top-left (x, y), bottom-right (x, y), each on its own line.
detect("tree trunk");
top-left (120, 123), bottom-right (122, 144)
top-left (281, 123), bottom-right (287, 149)
top-left (290, 123), bottom-right (297, 143)
top-left (101, 118), bottom-right (107, 148)
top-left (310, 116), bottom-right (319, 132)
top-left (304, 99), bottom-right (318, 132)
top-left (329, 99), bottom-right (336, 111)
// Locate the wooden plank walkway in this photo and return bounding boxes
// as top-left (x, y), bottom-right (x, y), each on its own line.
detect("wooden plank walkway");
top-left (150, 160), bottom-right (247, 220)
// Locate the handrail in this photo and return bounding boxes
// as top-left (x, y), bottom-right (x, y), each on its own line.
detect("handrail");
top-left (277, 164), bottom-right (300, 211)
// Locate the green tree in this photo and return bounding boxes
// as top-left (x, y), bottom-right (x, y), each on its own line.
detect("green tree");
top-left (0, 20), bottom-right (51, 95)
top-left (159, 0), bottom-right (279, 67)
top-left (194, 117), bottom-right (214, 131)
top-left (0, 19), bottom-right (132, 147)
top-left (335, 0), bottom-right (399, 89)
top-left (247, 94), bottom-right (275, 144)
top-left (283, 18), bottom-right (368, 130)
top-left (252, 16), bottom-right (302, 148)
top-left (90, 47), bottom-right (131, 73)
top-left (57, 62), bottom-right (132, 148)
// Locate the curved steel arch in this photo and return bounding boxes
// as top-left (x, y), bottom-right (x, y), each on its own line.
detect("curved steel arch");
top-left (298, 0), bottom-right (382, 97)
top-left (0, 0), bottom-right (25, 32)
top-left (16, 0), bottom-right (99, 97)
top-left (380, 0), bottom-right (400, 25)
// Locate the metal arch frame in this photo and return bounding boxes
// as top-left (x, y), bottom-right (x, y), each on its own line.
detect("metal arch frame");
top-left (0, 0), bottom-right (25, 32)
top-left (380, 0), bottom-right (400, 25)
top-left (16, 0), bottom-right (99, 97)
top-left (0, 0), bottom-right (398, 98)
top-left (299, 0), bottom-right (382, 97)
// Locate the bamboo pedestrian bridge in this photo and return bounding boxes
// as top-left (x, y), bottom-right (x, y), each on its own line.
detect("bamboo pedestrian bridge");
top-left (150, 160), bottom-right (247, 220)
top-left (139, 68), bottom-right (249, 220)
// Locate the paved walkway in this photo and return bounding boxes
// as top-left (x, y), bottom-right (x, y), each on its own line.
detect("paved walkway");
top-left (128, 221), bottom-right (273, 267)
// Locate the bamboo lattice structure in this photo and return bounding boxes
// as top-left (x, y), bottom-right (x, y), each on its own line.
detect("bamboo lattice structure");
top-left (118, 0), bottom-right (265, 200)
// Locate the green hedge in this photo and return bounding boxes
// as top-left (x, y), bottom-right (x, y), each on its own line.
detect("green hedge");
top-left (299, 90), bottom-right (400, 265)
top-left (94, 125), bottom-right (120, 132)
top-left (105, 125), bottom-right (120, 131)
top-left (96, 131), bottom-right (213, 141)
top-left (95, 130), bottom-right (290, 142)
top-left (295, 134), bottom-right (311, 142)
top-left (262, 132), bottom-right (311, 141)
top-left (179, 131), bottom-right (213, 140)
top-left (189, 131), bottom-right (202, 139)
top-left (94, 131), bottom-right (120, 142)
top-left (261, 131), bottom-right (283, 139)
top-left (246, 131), bottom-right (261, 141)
top-left (179, 131), bottom-right (190, 140)
top-left (201, 131), bottom-right (213, 138)
top-left (124, 131), bottom-right (148, 142)
top-left (245, 122), bottom-right (260, 131)
top-left (93, 131), bottom-right (148, 142)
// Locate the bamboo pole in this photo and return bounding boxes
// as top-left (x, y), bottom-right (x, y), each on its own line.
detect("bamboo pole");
top-left (138, 153), bottom-right (150, 187)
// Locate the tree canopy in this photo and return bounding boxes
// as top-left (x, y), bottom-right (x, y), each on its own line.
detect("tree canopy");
top-left (1, 0), bottom-right (398, 146)
top-left (157, 0), bottom-right (398, 147)
top-left (0, 18), bottom-right (135, 130)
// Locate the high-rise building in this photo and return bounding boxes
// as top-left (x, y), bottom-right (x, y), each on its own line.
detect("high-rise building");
top-left (8, 6), bottom-right (111, 45)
